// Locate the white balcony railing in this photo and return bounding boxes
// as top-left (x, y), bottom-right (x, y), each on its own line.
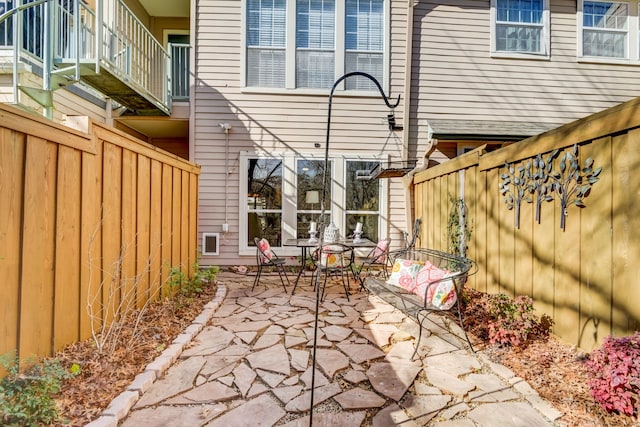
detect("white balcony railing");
top-left (0, 0), bottom-right (180, 114)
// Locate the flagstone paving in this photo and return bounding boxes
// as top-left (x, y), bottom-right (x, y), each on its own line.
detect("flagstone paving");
top-left (103, 272), bottom-right (564, 426)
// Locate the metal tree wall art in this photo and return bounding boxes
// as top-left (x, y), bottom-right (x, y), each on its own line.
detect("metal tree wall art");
top-left (531, 150), bottom-right (558, 224)
top-left (551, 144), bottom-right (602, 230)
top-left (500, 144), bottom-right (602, 230)
top-left (499, 161), bottom-right (533, 228)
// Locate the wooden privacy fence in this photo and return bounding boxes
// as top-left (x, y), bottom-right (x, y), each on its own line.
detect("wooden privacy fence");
top-left (413, 97), bottom-right (640, 351)
top-left (0, 104), bottom-right (200, 360)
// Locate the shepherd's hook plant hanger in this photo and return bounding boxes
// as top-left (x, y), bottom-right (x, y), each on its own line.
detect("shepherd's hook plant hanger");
top-left (309, 71), bottom-right (400, 426)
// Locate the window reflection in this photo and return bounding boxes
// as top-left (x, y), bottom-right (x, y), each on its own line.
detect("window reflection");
top-left (247, 158), bottom-right (283, 245)
top-left (345, 160), bottom-right (380, 239)
top-left (296, 159), bottom-right (332, 237)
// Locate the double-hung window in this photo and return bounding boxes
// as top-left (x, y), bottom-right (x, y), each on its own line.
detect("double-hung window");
top-left (345, 0), bottom-right (384, 90)
top-left (579, 1), bottom-right (629, 59)
top-left (247, 0), bottom-right (286, 87)
top-left (245, 0), bottom-right (386, 91)
top-left (296, 0), bottom-right (335, 88)
top-left (491, 0), bottom-right (549, 57)
top-left (246, 158), bottom-right (284, 246)
top-left (345, 160), bottom-right (381, 241)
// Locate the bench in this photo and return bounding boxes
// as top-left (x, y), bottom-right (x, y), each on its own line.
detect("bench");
top-left (363, 248), bottom-right (475, 359)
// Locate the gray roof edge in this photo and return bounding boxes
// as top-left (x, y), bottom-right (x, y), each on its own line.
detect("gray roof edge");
top-left (426, 119), bottom-right (563, 140)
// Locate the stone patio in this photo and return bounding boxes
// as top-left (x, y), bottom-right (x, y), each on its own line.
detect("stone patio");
top-left (91, 271), bottom-right (563, 426)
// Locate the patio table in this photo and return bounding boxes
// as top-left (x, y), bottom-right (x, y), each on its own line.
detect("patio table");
top-left (285, 237), bottom-right (376, 294)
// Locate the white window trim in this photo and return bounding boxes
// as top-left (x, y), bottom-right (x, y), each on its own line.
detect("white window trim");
top-left (577, 0), bottom-right (640, 64)
top-left (238, 151), bottom-right (388, 256)
top-left (343, 158), bottom-right (389, 250)
top-left (490, 0), bottom-right (551, 60)
top-left (240, 0), bottom-right (390, 95)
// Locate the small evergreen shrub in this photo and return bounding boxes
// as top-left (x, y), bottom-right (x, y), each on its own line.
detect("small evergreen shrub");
top-left (0, 352), bottom-right (74, 426)
top-left (487, 293), bottom-right (553, 348)
top-left (586, 333), bottom-right (640, 416)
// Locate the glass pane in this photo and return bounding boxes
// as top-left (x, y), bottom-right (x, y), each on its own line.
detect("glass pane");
top-left (247, 48), bottom-right (286, 87)
top-left (496, 0), bottom-right (543, 24)
top-left (346, 213), bottom-right (379, 241)
top-left (247, 158), bottom-right (283, 210)
top-left (583, 1), bottom-right (627, 30)
top-left (296, 0), bottom-right (335, 48)
top-left (296, 50), bottom-right (335, 88)
top-left (345, 52), bottom-right (383, 89)
top-left (345, 161), bottom-right (380, 211)
top-left (297, 213), bottom-right (324, 238)
top-left (345, 0), bottom-right (384, 50)
top-left (496, 24), bottom-right (542, 52)
top-left (247, 0), bottom-right (286, 47)
top-left (248, 212), bottom-right (282, 246)
top-left (297, 159), bottom-right (331, 210)
top-left (583, 29), bottom-right (626, 57)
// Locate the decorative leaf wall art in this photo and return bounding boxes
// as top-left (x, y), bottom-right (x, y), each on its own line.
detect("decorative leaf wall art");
top-left (499, 161), bottom-right (533, 228)
top-left (500, 144), bottom-right (602, 230)
top-left (531, 150), bottom-right (558, 224)
top-left (550, 144), bottom-right (602, 229)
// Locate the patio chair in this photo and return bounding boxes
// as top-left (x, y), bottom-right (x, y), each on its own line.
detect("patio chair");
top-left (311, 243), bottom-right (354, 301)
top-left (407, 217), bottom-right (421, 250)
top-left (353, 237), bottom-right (391, 287)
top-left (389, 217), bottom-right (421, 265)
top-left (253, 237), bottom-right (289, 292)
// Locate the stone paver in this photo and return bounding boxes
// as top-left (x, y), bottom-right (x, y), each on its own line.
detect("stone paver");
top-left (367, 362), bottom-right (422, 401)
top-left (334, 387), bottom-right (386, 409)
top-left (116, 272), bottom-right (560, 427)
top-left (468, 402), bottom-right (555, 426)
top-left (402, 394), bottom-right (453, 424)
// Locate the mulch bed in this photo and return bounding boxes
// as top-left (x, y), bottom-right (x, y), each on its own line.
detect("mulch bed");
top-left (54, 284), bottom-right (218, 426)
top-left (462, 288), bottom-right (635, 427)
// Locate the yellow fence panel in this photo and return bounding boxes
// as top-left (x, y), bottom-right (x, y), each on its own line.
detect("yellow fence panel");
top-left (412, 97), bottom-right (640, 350)
top-left (0, 104), bottom-right (200, 362)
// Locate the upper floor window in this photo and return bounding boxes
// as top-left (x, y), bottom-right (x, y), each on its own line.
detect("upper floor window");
top-left (580, 1), bottom-right (629, 59)
top-left (491, 0), bottom-right (549, 57)
top-left (296, 0), bottom-right (335, 88)
top-left (247, 0), bottom-right (286, 88)
top-left (245, 0), bottom-right (386, 91)
top-left (345, 0), bottom-right (384, 90)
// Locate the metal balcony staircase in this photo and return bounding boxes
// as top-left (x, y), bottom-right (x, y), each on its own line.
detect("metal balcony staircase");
top-left (3, 0), bottom-right (171, 118)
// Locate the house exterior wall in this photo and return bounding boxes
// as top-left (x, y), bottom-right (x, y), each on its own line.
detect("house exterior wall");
top-left (193, 0), bottom-right (412, 266)
top-left (411, 0), bottom-right (640, 165)
top-left (15, 70), bottom-right (109, 124)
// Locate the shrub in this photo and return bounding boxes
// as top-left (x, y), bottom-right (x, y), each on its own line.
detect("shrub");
top-left (486, 293), bottom-right (553, 348)
top-left (586, 333), bottom-right (640, 416)
top-left (169, 263), bottom-right (219, 299)
top-left (0, 352), bottom-right (75, 426)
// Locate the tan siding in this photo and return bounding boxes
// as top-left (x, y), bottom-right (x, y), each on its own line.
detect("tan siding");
top-left (0, 103), bottom-right (200, 361)
top-left (194, 0), bottom-right (410, 266)
top-left (411, 0), bottom-right (640, 131)
top-left (413, 97), bottom-right (640, 350)
top-left (53, 88), bottom-right (107, 123)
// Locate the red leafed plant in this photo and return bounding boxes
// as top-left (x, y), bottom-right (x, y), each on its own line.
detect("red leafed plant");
top-left (486, 293), bottom-right (552, 348)
top-left (586, 332), bottom-right (640, 417)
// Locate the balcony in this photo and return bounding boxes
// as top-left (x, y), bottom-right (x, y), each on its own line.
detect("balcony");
top-left (0, 0), bottom-right (188, 117)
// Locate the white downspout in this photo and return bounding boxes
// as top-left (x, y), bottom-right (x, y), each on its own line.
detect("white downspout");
top-left (220, 123), bottom-right (232, 233)
top-left (401, 0), bottom-right (415, 242)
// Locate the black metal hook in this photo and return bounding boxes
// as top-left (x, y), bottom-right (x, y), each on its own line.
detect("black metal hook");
top-left (310, 72), bottom-right (400, 426)
top-left (320, 72), bottom-right (401, 217)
